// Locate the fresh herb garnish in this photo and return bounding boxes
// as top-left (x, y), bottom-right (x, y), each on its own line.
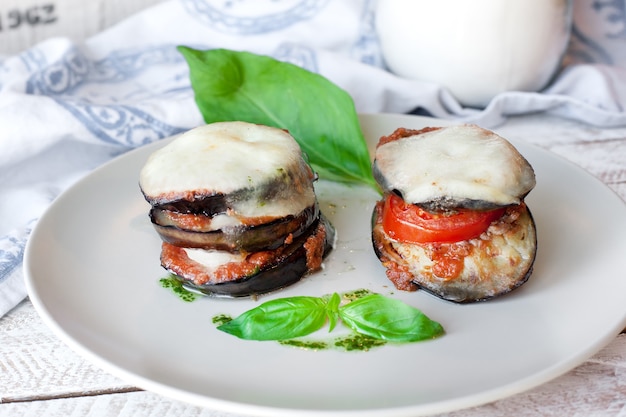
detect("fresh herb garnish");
top-left (338, 294), bottom-right (444, 342)
top-left (216, 294), bottom-right (337, 341)
top-left (177, 46), bottom-right (378, 190)
top-left (217, 292), bottom-right (444, 343)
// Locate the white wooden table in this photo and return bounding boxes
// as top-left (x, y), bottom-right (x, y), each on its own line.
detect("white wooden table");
top-left (2, 113), bottom-right (626, 416)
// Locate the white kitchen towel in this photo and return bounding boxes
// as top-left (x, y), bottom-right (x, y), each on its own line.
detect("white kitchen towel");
top-left (1, 0), bottom-right (626, 317)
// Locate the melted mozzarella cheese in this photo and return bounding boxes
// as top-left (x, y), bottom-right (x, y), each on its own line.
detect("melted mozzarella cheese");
top-left (209, 213), bottom-right (242, 230)
top-left (139, 121), bottom-right (316, 218)
top-left (374, 125), bottom-right (536, 206)
top-left (141, 122), bottom-right (302, 195)
top-left (183, 248), bottom-right (245, 273)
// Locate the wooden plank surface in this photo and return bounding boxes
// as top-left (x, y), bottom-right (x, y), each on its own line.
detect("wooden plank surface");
top-left (2, 113), bottom-right (626, 416)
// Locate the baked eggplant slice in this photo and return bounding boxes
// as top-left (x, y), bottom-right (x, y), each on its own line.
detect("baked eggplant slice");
top-left (150, 203), bottom-right (320, 252)
top-left (163, 214), bottom-right (335, 297)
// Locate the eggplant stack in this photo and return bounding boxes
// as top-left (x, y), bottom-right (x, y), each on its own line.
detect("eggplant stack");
top-left (139, 121), bottom-right (335, 297)
top-left (371, 125), bottom-right (537, 303)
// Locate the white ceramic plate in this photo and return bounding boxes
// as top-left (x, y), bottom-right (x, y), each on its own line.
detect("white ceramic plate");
top-left (25, 114), bottom-right (626, 417)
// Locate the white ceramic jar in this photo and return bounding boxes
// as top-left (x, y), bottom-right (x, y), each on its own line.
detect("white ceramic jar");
top-left (375, 0), bottom-right (573, 108)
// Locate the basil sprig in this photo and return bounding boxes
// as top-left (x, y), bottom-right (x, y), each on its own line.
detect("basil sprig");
top-left (218, 293), bottom-right (444, 343)
top-left (177, 46), bottom-right (377, 190)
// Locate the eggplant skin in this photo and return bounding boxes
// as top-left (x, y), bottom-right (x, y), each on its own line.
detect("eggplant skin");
top-left (371, 202), bottom-right (537, 303)
top-left (165, 214), bottom-right (335, 298)
top-left (150, 203), bottom-right (319, 252)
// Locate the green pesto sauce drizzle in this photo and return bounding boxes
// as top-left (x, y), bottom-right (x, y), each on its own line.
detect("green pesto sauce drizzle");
top-left (278, 334), bottom-right (387, 352)
top-left (342, 288), bottom-right (374, 301)
top-left (279, 339), bottom-right (329, 350)
top-left (212, 314), bottom-right (233, 326)
top-left (334, 334), bottom-right (386, 351)
top-left (160, 275), bottom-right (198, 302)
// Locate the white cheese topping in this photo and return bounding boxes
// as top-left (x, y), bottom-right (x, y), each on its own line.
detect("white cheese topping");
top-left (208, 213), bottom-right (242, 230)
top-left (139, 121), bottom-right (316, 218)
top-left (374, 125), bottom-right (535, 206)
top-left (183, 248), bottom-right (245, 273)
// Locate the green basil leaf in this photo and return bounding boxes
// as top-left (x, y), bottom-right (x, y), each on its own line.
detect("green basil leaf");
top-left (338, 294), bottom-right (444, 342)
top-left (325, 292), bottom-right (341, 332)
top-left (177, 46), bottom-right (377, 189)
top-left (217, 296), bottom-right (328, 340)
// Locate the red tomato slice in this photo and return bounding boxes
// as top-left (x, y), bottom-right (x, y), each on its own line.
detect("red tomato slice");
top-left (381, 194), bottom-right (505, 244)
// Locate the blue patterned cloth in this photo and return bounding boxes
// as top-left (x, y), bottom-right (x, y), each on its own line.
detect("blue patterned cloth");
top-left (1, 0), bottom-right (626, 316)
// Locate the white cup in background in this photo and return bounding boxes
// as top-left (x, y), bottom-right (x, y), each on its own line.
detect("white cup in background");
top-left (376, 0), bottom-right (573, 108)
